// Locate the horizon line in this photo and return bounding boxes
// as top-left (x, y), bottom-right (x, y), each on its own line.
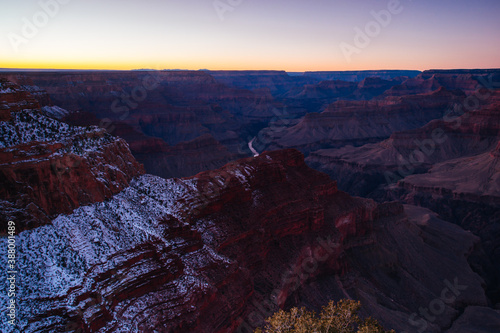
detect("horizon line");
top-left (1, 67), bottom-right (499, 73)
top-left (0, 67), bottom-right (421, 72)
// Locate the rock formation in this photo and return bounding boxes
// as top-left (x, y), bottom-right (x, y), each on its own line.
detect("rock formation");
top-left (384, 69), bottom-right (500, 96)
top-left (258, 88), bottom-right (464, 155)
top-left (307, 90), bottom-right (500, 197)
top-left (2, 71), bottom-right (500, 332)
top-left (1, 71), bottom-right (288, 178)
top-left (1, 149), bottom-right (497, 332)
top-left (0, 80), bottom-right (144, 231)
top-left (306, 89), bottom-right (500, 307)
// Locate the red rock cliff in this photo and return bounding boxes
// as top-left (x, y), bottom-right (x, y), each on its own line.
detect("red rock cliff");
top-left (8, 149), bottom-right (488, 333)
top-left (0, 80), bottom-right (144, 231)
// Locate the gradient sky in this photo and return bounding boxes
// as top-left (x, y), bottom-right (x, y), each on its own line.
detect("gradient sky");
top-left (1, 0), bottom-right (499, 71)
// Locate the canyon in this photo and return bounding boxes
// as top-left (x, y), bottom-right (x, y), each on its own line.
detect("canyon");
top-left (1, 69), bottom-right (500, 332)
top-left (0, 79), bottom-right (144, 231)
top-left (1, 143), bottom-right (497, 332)
top-left (0, 70), bottom-right (425, 179)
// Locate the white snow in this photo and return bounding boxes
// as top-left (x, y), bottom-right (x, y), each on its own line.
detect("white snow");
top-left (0, 109), bottom-right (116, 159)
top-left (1, 172), bottom-right (237, 331)
top-left (41, 105), bottom-right (70, 119)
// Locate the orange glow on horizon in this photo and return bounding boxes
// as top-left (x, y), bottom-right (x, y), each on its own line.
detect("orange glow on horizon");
top-left (4, 60), bottom-right (500, 73)
top-left (1, 1), bottom-right (499, 74)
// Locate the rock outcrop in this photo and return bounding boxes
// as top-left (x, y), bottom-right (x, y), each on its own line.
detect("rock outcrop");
top-left (307, 90), bottom-right (500, 197)
top-left (1, 71), bottom-right (291, 178)
top-left (306, 90), bottom-right (500, 306)
top-left (2, 70), bottom-right (500, 333)
top-left (258, 88), bottom-right (464, 155)
top-left (5, 70), bottom-right (496, 181)
top-left (392, 143), bottom-right (500, 302)
top-left (0, 80), bottom-right (144, 230)
top-left (1, 149), bottom-right (495, 333)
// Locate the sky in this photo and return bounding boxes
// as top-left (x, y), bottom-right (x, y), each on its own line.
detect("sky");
top-left (1, 0), bottom-right (499, 71)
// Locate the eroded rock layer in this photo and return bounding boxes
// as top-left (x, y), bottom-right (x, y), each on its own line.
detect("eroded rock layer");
top-left (0, 80), bottom-right (144, 230)
top-left (1, 149), bottom-right (495, 333)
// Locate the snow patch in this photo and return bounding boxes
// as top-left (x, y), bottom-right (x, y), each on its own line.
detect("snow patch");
top-left (41, 106), bottom-right (70, 119)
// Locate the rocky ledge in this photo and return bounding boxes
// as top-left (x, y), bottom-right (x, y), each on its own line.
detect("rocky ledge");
top-left (0, 80), bottom-right (144, 231)
top-left (1, 149), bottom-right (497, 332)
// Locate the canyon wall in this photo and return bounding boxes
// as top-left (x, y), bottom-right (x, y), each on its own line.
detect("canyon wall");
top-left (0, 149), bottom-right (495, 332)
top-left (0, 79), bottom-right (144, 231)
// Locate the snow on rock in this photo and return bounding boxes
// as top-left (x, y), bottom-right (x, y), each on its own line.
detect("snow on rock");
top-left (41, 105), bottom-right (70, 119)
top-left (0, 79), bottom-right (145, 230)
top-left (0, 109), bottom-right (107, 149)
top-left (0, 173), bottom-right (235, 332)
top-left (0, 148), bottom-right (491, 333)
top-left (0, 88), bottom-right (13, 94)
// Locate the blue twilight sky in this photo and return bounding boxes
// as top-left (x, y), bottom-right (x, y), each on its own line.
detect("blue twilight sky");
top-left (1, 0), bottom-right (499, 71)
